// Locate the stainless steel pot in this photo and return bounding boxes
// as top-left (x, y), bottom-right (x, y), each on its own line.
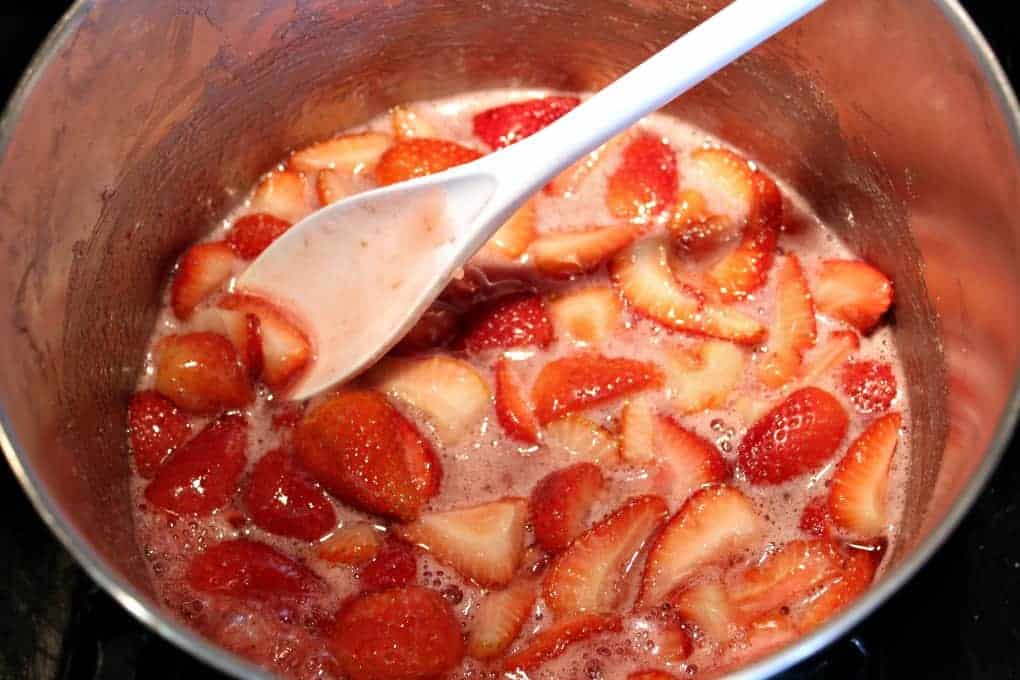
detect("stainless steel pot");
top-left (1, 1), bottom-right (1017, 678)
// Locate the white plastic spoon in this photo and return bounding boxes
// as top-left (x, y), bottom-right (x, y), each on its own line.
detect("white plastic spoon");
top-left (239, 0), bottom-right (825, 400)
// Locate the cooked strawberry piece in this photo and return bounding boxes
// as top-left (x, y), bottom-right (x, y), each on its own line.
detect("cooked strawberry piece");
top-left (653, 416), bottom-right (729, 501)
top-left (391, 106), bottom-right (437, 139)
top-left (802, 329), bottom-right (860, 382)
top-left (841, 360), bottom-right (897, 414)
top-left (620, 396), bottom-right (656, 464)
top-left (606, 133), bottom-right (678, 221)
top-left (289, 132), bottom-right (391, 173)
top-left (530, 223), bottom-right (640, 278)
top-left (482, 200), bottom-right (537, 259)
top-left (170, 241), bottom-right (241, 320)
top-left (394, 301), bottom-right (460, 354)
top-left (813, 259), bottom-right (893, 331)
top-left (144, 414), bottom-right (248, 515)
top-left (668, 189), bottom-right (742, 253)
top-left (689, 147), bottom-right (755, 215)
top-left (466, 578), bottom-right (537, 659)
top-left (662, 340), bottom-right (747, 414)
top-left (828, 413), bottom-right (902, 537)
top-left (317, 523), bottom-right (383, 565)
top-left (545, 415), bottom-right (622, 467)
top-left (127, 390), bottom-right (191, 478)
top-left (669, 578), bottom-right (739, 643)
top-left (531, 353), bottom-right (662, 424)
top-left (530, 463), bottom-right (606, 552)
top-left (544, 495), bottom-right (668, 616)
top-left (756, 255), bottom-right (817, 388)
top-left (736, 387), bottom-right (849, 485)
top-left (187, 539), bottom-right (321, 600)
top-left (154, 332), bottom-right (252, 414)
top-left (226, 213), bottom-right (292, 259)
top-left (217, 294), bottom-right (312, 390)
top-left (727, 539), bottom-right (843, 620)
top-left (359, 540), bottom-right (419, 590)
top-left (461, 292), bottom-right (553, 354)
top-left (629, 670), bottom-right (681, 680)
top-left (546, 133), bottom-right (627, 197)
top-left (251, 170), bottom-right (310, 223)
top-left (501, 613), bottom-right (622, 672)
top-left (473, 95), bottom-right (580, 149)
top-left (640, 486), bottom-right (764, 606)
top-left (316, 167), bottom-right (357, 206)
top-left (792, 544), bottom-right (882, 632)
top-left (645, 619), bottom-right (694, 663)
top-left (375, 138), bottom-right (482, 185)
top-left (723, 613), bottom-right (799, 670)
top-left (548, 286), bottom-right (623, 345)
top-left (494, 357), bottom-right (541, 444)
top-left (294, 390), bottom-right (441, 521)
top-left (330, 586), bottom-right (464, 680)
top-left (243, 449), bottom-right (336, 541)
top-left (270, 402), bottom-right (306, 432)
top-left (800, 496), bottom-right (834, 538)
top-left (397, 498), bottom-right (527, 586)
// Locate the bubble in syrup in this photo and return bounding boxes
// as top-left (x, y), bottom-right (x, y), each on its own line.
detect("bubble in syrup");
top-left (441, 585), bottom-right (464, 604)
top-left (711, 419), bottom-right (725, 432)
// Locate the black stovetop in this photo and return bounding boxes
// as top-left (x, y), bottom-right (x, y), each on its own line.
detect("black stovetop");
top-left (2, 3), bottom-right (1018, 679)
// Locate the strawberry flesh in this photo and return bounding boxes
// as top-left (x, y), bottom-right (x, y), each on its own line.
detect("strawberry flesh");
top-left (154, 332), bottom-right (253, 414)
top-left (375, 138), bottom-right (481, 185)
top-left (473, 96), bottom-right (580, 149)
top-left (186, 539), bottom-right (321, 600)
top-left (606, 133), bottom-right (678, 221)
top-left (494, 356), bottom-right (541, 444)
top-left (501, 613), bottom-right (622, 672)
top-left (530, 462), bottom-right (606, 552)
top-left (841, 360), bottom-right (897, 414)
top-left (532, 353), bottom-right (662, 424)
top-left (243, 448), bottom-right (336, 541)
top-left (226, 213), bottom-right (292, 259)
top-left (128, 390), bottom-right (191, 478)
top-left (462, 292), bottom-right (553, 354)
top-left (359, 540), bottom-right (419, 590)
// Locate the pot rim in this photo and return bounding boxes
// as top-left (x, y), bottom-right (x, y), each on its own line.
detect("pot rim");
top-left (1, 2), bottom-right (1018, 678)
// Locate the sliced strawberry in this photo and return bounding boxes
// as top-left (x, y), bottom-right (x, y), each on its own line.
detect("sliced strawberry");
top-left (640, 485), bottom-right (764, 606)
top-left (170, 241), bottom-right (242, 320)
top-left (225, 213), bottom-right (292, 259)
top-left (127, 390), bottom-right (191, 478)
top-left (390, 106), bottom-right (437, 139)
top-left (606, 132), bottom-right (678, 221)
top-left (736, 387), bottom-right (849, 485)
top-left (243, 448), bottom-right (336, 541)
top-left (756, 255), bottom-right (817, 388)
top-left (662, 340), bottom-right (747, 414)
top-left (501, 613), bottom-right (622, 672)
top-left (544, 495), bottom-right (668, 616)
top-left (727, 539), bottom-right (843, 620)
top-left (190, 305), bottom-right (262, 377)
top-left (547, 286), bottom-right (623, 345)
top-left (294, 390), bottom-right (441, 521)
top-left (317, 523), bottom-right (383, 565)
top-left (144, 414), bottom-right (247, 515)
top-left (315, 167), bottom-right (357, 206)
top-left (668, 190), bottom-right (742, 253)
top-left (365, 355), bottom-right (491, 445)
top-left (359, 539), bottom-right (419, 590)
top-left (530, 463), bottom-right (606, 552)
top-left (669, 578), bottom-right (739, 643)
top-left (187, 539), bottom-right (321, 600)
top-left (546, 133), bottom-right (627, 197)
top-left (841, 361), bottom-right (897, 414)
top-left (374, 138), bottom-right (482, 185)
top-left (482, 200), bottom-right (537, 259)
top-left (270, 401), bottom-right (305, 432)
top-left (802, 329), bottom-right (860, 383)
top-left (620, 396), bottom-right (656, 464)
top-left (629, 671), bottom-right (681, 680)
top-left (530, 223), bottom-right (640, 278)
top-left (792, 545), bottom-right (882, 632)
top-left (394, 301), bottom-right (460, 354)
top-left (396, 498), bottom-right (528, 586)
top-left (154, 332), bottom-right (253, 414)
top-left (545, 415), bottom-right (621, 467)
top-left (218, 294), bottom-right (312, 390)
top-left (653, 416), bottom-right (729, 501)
top-left (494, 356), bottom-right (541, 444)
top-left (813, 259), bottom-right (893, 332)
top-left (289, 131), bottom-right (391, 173)
top-left (531, 353), bottom-right (662, 424)
top-left (466, 578), bottom-right (538, 659)
top-left (799, 496), bottom-right (834, 538)
top-left (251, 170), bottom-right (310, 223)
top-left (330, 586), bottom-right (464, 680)
top-left (724, 613), bottom-right (799, 670)
top-left (689, 147), bottom-right (755, 216)
top-left (473, 95), bottom-right (580, 149)
top-left (461, 292), bottom-right (553, 354)
top-left (828, 413), bottom-right (902, 538)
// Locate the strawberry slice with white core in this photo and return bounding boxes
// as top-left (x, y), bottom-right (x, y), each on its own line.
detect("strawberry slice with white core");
top-left (531, 353), bottom-right (662, 425)
top-left (481, 200), bottom-right (538, 259)
top-left (190, 306), bottom-right (261, 376)
top-left (828, 413), bottom-right (902, 538)
top-left (217, 294), bottom-right (312, 389)
top-left (466, 578), bottom-right (537, 659)
top-left (653, 416), bottom-right (729, 502)
top-left (688, 147), bottom-right (755, 217)
top-left (813, 259), bottom-right (893, 332)
top-left (640, 485), bottom-right (765, 606)
top-left (289, 132), bottom-right (391, 173)
top-left (396, 497), bottom-right (527, 587)
top-left (544, 495), bottom-right (669, 616)
top-left (620, 396), bottom-right (656, 464)
top-left (801, 329), bottom-right (860, 383)
top-left (170, 242), bottom-right (242, 320)
top-left (548, 286), bottom-right (623, 345)
top-left (531, 463), bottom-right (606, 552)
top-left (546, 133), bottom-right (628, 197)
top-left (501, 613), bottom-right (622, 672)
top-left (365, 355), bottom-right (491, 445)
top-left (531, 223), bottom-right (640, 278)
top-left (251, 170), bottom-right (311, 223)
top-left (390, 106), bottom-right (438, 139)
top-left (757, 254), bottom-right (817, 388)
top-left (544, 415), bottom-right (622, 467)
top-left (669, 578), bottom-right (739, 644)
top-left (662, 339), bottom-right (747, 414)
top-left (792, 545), bottom-right (882, 632)
top-left (727, 539), bottom-right (843, 620)
top-left (494, 356), bottom-right (540, 444)
top-left (315, 168), bottom-right (358, 206)
top-left (317, 523), bottom-right (384, 566)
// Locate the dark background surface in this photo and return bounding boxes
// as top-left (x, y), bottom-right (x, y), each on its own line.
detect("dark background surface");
top-left (1, 2), bottom-right (1018, 679)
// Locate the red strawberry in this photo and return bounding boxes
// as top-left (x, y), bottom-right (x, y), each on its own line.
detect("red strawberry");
top-left (547, 286), bottom-right (623, 345)
top-left (294, 390), bottom-right (441, 521)
top-left (494, 357), bottom-right (541, 444)
top-left (395, 301), bottom-right (460, 354)
top-left (812, 259), bottom-right (893, 331)
top-left (629, 671), bottom-right (681, 680)
top-left (374, 138), bottom-right (482, 185)
top-left (482, 200), bottom-right (538, 259)
top-left (243, 449), bottom-right (336, 541)
top-left (530, 463), bottom-right (606, 552)
top-left (251, 170), bottom-right (311, 223)
top-left (270, 402), bottom-right (306, 432)
top-left (127, 390), bottom-right (191, 478)
top-left (466, 578), bottom-right (538, 659)
top-left (792, 545), bottom-right (882, 632)
top-left (799, 496), bottom-right (834, 538)
top-left (473, 95), bottom-right (580, 149)
top-left (289, 132), bottom-right (391, 173)
top-left (802, 329), bottom-right (860, 382)
top-left (531, 353), bottom-right (662, 424)
top-left (653, 416), bottom-right (729, 501)
top-left (828, 413), bottom-right (901, 538)
top-left (186, 539), bottom-right (321, 600)
top-left (756, 255), bottom-right (817, 388)
top-left (170, 242), bottom-right (241, 320)
top-left (606, 133), bottom-right (678, 221)
top-left (501, 613), bottom-right (622, 672)
top-left (225, 213), bottom-right (292, 259)
top-left (359, 540), bottom-right (419, 590)
top-left (462, 292), bottom-right (553, 354)
top-left (544, 495), bottom-right (668, 616)
top-left (317, 523), bottom-right (383, 566)
top-left (154, 332), bottom-right (253, 414)
top-left (841, 361), bottom-right (897, 414)
top-left (727, 539), bottom-right (843, 620)
top-left (330, 586), bottom-right (464, 680)
top-left (144, 414), bottom-right (247, 515)
top-left (620, 396), bottom-right (656, 465)
top-left (736, 387), bottom-right (849, 485)
top-left (218, 294), bottom-right (312, 390)
top-left (669, 578), bottom-right (738, 643)
top-left (316, 167), bottom-right (357, 206)
top-left (531, 224), bottom-right (640, 277)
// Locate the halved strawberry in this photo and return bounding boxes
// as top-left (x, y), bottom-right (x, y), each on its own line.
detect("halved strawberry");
top-left (170, 242), bottom-right (242, 319)
top-left (546, 133), bottom-right (628, 197)
top-left (330, 586), bottom-right (464, 680)
top-left (315, 167), bottom-right (357, 206)
top-left (662, 339), bottom-right (747, 414)
top-left (243, 448), bottom-right (336, 541)
top-left (289, 132), bottom-right (391, 173)
top-left (606, 132), bottom-right (678, 221)
top-left (294, 390), bottom-right (441, 521)
top-left (374, 138), bottom-right (482, 185)
top-left (736, 387), bottom-right (848, 485)
top-left (473, 95), bottom-right (580, 149)
top-left (189, 305), bottom-right (262, 377)
top-left (544, 495), bottom-right (668, 616)
top-left (792, 545), bottom-right (882, 632)
top-left (799, 496), bottom-right (834, 538)
top-left (501, 613), bottom-right (622, 672)
top-left (481, 200), bottom-right (537, 259)
top-left (688, 147), bottom-right (756, 216)
top-left (225, 213), bottom-right (292, 259)
top-left (359, 539), bottom-right (419, 590)
top-left (461, 292), bottom-right (553, 354)
top-left (530, 223), bottom-right (640, 278)
top-left (620, 396), bottom-right (656, 464)
top-left (390, 106), bottom-right (437, 139)
top-left (812, 259), bottom-right (893, 331)
top-left (828, 412), bottom-right (902, 538)
top-left (218, 294), bottom-right (312, 390)
top-left (801, 329), bottom-right (860, 383)
top-left (547, 286), bottom-right (623, 345)
top-left (396, 498), bottom-right (528, 586)
top-left (494, 357), bottom-right (541, 444)
top-left (317, 523), bottom-right (383, 566)
top-left (727, 539), bottom-right (843, 620)
top-left (756, 255), bottom-right (817, 388)
top-left (669, 578), bottom-right (738, 643)
top-left (251, 170), bottom-right (310, 223)
top-left (545, 415), bottom-right (621, 467)
top-left (127, 390), bottom-right (191, 478)
top-left (187, 539), bottom-right (321, 600)
top-left (154, 332), bottom-right (253, 414)
top-left (531, 463), bottom-right (606, 552)
top-left (531, 353), bottom-right (662, 424)
top-left (394, 301), bottom-right (460, 354)
top-left (145, 414), bottom-right (247, 515)
top-left (640, 485), bottom-right (764, 606)
top-left (466, 578), bottom-right (538, 659)
top-left (653, 416), bottom-right (729, 501)
top-left (841, 361), bottom-right (897, 414)
top-left (365, 355), bottom-right (491, 445)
